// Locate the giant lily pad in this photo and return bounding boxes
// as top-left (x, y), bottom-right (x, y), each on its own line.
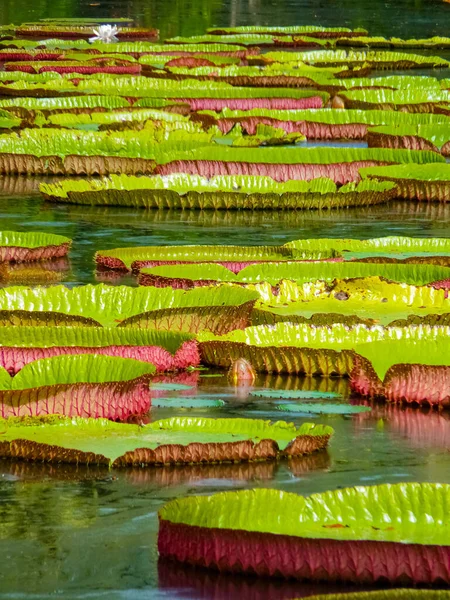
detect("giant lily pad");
top-left (198, 322), bottom-right (449, 375)
top-left (0, 416), bottom-right (333, 465)
top-left (114, 230), bottom-right (450, 271)
top-left (261, 49), bottom-right (450, 69)
top-left (118, 303), bottom-right (256, 336)
top-left (157, 64), bottom-right (338, 89)
top-left (166, 33), bottom-right (311, 47)
top-left (138, 261), bottom-right (450, 288)
top-left (0, 39), bottom-right (257, 59)
top-left (14, 25), bottom-right (159, 40)
top-left (351, 338), bottom-right (450, 407)
top-left (336, 35), bottom-right (450, 50)
top-left (93, 238), bottom-right (322, 271)
top-left (0, 354), bottom-right (155, 420)
top-left (155, 146), bottom-right (443, 184)
top-left (338, 88), bottom-right (450, 111)
top-left (0, 129), bottom-right (214, 175)
top-left (206, 26), bottom-right (368, 38)
top-left (158, 483), bottom-right (450, 584)
top-left (41, 175), bottom-right (396, 211)
top-left (139, 54), bottom-right (241, 67)
top-left (0, 77), bottom-right (327, 108)
top-left (0, 95), bottom-right (176, 114)
top-left (5, 59), bottom-right (142, 76)
top-left (252, 277), bottom-right (450, 327)
top-left (286, 235), bottom-right (450, 257)
top-left (361, 163), bottom-right (450, 202)
top-left (0, 231), bottom-right (71, 262)
top-left (205, 107), bottom-right (449, 140)
top-left (37, 18), bottom-right (135, 24)
top-left (45, 108), bottom-right (191, 131)
top-left (0, 326), bottom-right (198, 373)
top-left (368, 124), bottom-right (450, 156)
top-left (0, 284), bottom-right (258, 330)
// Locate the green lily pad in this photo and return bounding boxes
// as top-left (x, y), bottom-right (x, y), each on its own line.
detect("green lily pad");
top-left (150, 383), bottom-right (194, 391)
top-left (275, 403), bottom-right (371, 415)
top-left (250, 390), bottom-right (341, 399)
top-left (152, 397), bottom-right (225, 409)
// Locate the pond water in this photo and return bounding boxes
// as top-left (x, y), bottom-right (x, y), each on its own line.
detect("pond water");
top-left (1, 0), bottom-right (450, 598)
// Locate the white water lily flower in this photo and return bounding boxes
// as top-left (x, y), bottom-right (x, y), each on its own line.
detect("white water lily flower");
top-left (89, 24), bottom-right (120, 44)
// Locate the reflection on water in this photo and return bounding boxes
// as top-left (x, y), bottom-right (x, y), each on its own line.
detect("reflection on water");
top-left (0, 195), bottom-right (449, 286)
top-left (1, 452), bottom-right (331, 486)
top-left (354, 401), bottom-right (450, 450)
top-left (157, 558), bottom-right (372, 600)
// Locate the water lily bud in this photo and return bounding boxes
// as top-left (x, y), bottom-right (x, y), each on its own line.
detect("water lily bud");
top-left (331, 96), bottom-right (346, 109)
top-left (229, 358), bottom-right (256, 384)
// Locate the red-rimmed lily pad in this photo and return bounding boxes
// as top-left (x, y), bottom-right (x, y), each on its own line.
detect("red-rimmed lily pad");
top-left (367, 124), bottom-right (450, 156)
top-left (94, 239), bottom-right (323, 271)
top-left (337, 88), bottom-right (450, 111)
top-left (202, 107), bottom-right (449, 140)
top-left (164, 33), bottom-right (340, 48)
top-left (14, 25), bottom-right (159, 40)
top-left (0, 231), bottom-right (71, 262)
top-left (158, 483), bottom-right (450, 584)
top-left (0, 354), bottom-right (156, 420)
top-left (155, 147), bottom-right (443, 184)
top-left (5, 59), bottom-right (141, 75)
top-left (0, 326), bottom-right (199, 373)
top-left (351, 339), bottom-right (450, 407)
top-left (137, 261), bottom-right (450, 289)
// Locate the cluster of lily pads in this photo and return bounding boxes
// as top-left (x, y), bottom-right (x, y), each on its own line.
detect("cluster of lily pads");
top-left (1, 19), bottom-right (450, 593)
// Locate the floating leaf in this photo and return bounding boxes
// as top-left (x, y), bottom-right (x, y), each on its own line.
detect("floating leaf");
top-left (159, 483), bottom-right (450, 584)
top-left (0, 326), bottom-right (197, 373)
top-left (262, 49), bottom-right (450, 69)
top-left (41, 174), bottom-right (396, 211)
top-left (150, 382), bottom-right (194, 391)
top-left (0, 416), bottom-right (333, 465)
top-left (206, 25), bottom-right (367, 37)
top-left (0, 231), bottom-right (71, 262)
top-left (275, 402), bottom-right (371, 414)
top-left (250, 389), bottom-right (341, 399)
top-left (153, 397), bottom-right (225, 408)
top-left (140, 261), bottom-right (450, 287)
top-left (199, 322), bottom-right (450, 376)
top-left (0, 354), bottom-right (156, 421)
top-left (0, 284), bottom-right (258, 328)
